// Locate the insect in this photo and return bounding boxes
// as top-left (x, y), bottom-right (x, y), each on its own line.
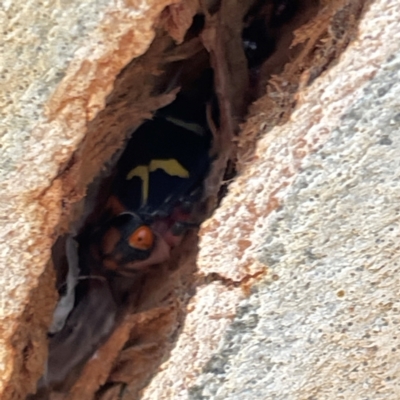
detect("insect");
top-left (87, 93), bottom-right (213, 276)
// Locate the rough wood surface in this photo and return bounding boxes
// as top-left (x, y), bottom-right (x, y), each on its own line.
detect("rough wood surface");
top-left (1, 0), bottom-right (400, 399)
top-left (0, 0), bottom-right (179, 398)
top-left (142, 0), bottom-right (400, 398)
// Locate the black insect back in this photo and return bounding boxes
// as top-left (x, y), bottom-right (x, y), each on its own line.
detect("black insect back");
top-left (111, 94), bottom-right (212, 219)
top-left (101, 69), bottom-right (214, 275)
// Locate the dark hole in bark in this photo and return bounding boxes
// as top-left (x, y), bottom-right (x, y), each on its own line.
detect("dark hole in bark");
top-left (28, 0), bottom-right (340, 398)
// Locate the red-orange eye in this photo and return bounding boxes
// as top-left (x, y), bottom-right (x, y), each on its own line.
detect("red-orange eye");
top-left (128, 226), bottom-right (154, 250)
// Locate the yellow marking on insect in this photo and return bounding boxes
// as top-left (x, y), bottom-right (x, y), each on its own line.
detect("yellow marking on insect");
top-left (127, 165), bottom-right (150, 206)
top-left (126, 159), bottom-right (189, 205)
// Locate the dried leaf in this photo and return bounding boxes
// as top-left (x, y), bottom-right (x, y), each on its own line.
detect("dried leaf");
top-left (49, 237), bottom-right (80, 334)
